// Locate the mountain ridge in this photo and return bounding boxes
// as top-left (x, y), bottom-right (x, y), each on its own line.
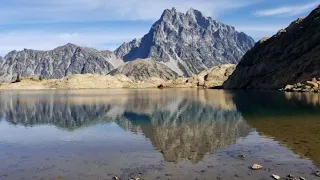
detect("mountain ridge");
top-left (0, 7), bottom-right (255, 83)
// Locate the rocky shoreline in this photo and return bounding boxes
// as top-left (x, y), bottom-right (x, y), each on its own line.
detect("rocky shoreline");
top-left (281, 78), bottom-right (320, 93)
top-left (0, 64), bottom-right (235, 90)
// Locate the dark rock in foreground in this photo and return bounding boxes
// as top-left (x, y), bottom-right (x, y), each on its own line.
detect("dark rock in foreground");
top-left (224, 5), bottom-right (320, 89)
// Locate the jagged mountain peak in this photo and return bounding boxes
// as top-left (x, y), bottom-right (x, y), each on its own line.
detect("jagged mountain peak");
top-left (186, 7), bottom-right (205, 17)
top-left (115, 7), bottom-right (255, 76)
top-left (53, 43), bottom-right (83, 52)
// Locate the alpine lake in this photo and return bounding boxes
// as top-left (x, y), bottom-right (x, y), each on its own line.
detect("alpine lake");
top-left (0, 89), bottom-right (319, 180)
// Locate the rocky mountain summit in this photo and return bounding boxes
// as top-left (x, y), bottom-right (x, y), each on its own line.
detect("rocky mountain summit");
top-left (224, 5), bottom-right (320, 89)
top-left (115, 8), bottom-right (254, 76)
top-left (0, 43), bottom-right (124, 83)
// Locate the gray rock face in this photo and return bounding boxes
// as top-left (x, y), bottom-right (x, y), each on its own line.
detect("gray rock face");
top-left (109, 59), bottom-right (179, 81)
top-left (0, 56), bottom-right (3, 67)
top-left (115, 8), bottom-right (255, 76)
top-left (0, 43), bottom-right (124, 82)
top-left (114, 38), bottom-right (141, 60)
top-left (224, 6), bottom-right (320, 89)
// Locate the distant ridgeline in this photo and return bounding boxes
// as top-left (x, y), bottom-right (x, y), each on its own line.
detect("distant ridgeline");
top-left (0, 8), bottom-right (254, 83)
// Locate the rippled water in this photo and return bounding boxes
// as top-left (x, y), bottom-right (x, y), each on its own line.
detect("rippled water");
top-left (0, 89), bottom-right (319, 180)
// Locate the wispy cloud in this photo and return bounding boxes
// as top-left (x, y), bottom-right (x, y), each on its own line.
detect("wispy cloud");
top-left (0, 0), bottom-right (260, 24)
top-left (254, 1), bottom-right (319, 17)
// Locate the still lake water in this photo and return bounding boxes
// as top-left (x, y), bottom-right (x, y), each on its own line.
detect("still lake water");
top-left (0, 89), bottom-right (319, 180)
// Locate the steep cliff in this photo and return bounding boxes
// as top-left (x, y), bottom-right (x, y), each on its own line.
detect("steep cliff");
top-left (224, 6), bottom-right (320, 89)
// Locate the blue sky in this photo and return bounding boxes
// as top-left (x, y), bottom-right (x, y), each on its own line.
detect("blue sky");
top-left (0, 0), bottom-right (319, 56)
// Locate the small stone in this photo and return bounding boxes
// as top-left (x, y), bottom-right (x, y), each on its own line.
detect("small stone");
top-left (157, 84), bottom-right (164, 89)
top-left (251, 164), bottom-right (263, 170)
top-left (296, 83), bottom-right (303, 87)
top-left (236, 154), bottom-right (245, 159)
top-left (272, 174), bottom-right (281, 180)
top-left (113, 176), bottom-right (120, 180)
top-left (304, 85), bottom-right (311, 89)
top-left (299, 176), bottom-right (306, 180)
top-left (307, 81), bottom-right (319, 88)
top-left (284, 85), bottom-right (294, 91)
top-left (315, 171), bottom-right (320, 177)
top-left (287, 174), bottom-right (295, 180)
top-left (312, 78), bottom-right (317, 83)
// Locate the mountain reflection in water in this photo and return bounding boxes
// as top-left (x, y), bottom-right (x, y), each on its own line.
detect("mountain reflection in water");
top-left (0, 89), bottom-right (320, 167)
top-left (0, 89), bottom-right (250, 163)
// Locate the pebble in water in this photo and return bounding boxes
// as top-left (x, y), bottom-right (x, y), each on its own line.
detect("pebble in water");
top-left (272, 174), bottom-right (281, 180)
top-left (236, 154), bottom-right (245, 159)
top-left (251, 164), bottom-right (263, 170)
top-left (286, 174), bottom-right (295, 180)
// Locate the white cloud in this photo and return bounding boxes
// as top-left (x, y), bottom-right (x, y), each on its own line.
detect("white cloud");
top-left (254, 1), bottom-right (319, 17)
top-left (0, 0), bottom-right (260, 23)
top-left (0, 30), bottom-right (145, 56)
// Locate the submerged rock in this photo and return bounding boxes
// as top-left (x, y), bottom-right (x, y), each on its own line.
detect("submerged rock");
top-left (272, 174), bottom-right (281, 180)
top-left (236, 154), bottom-right (245, 159)
top-left (286, 174), bottom-right (296, 180)
top-left (251, 164), bottom-right (263, 170)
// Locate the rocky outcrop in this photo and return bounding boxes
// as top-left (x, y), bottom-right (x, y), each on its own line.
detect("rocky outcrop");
top-left (115, 8), bottom-right (254, 76)
top-left (224, 6), bottom-right (320, 89)
top-left (114, 38), bottom-right (141, 60)
top-left (162, 64), bottom-right (236, 88)
top-left (0, 43), bottom-right (124, 83)
top-left (109, 59), bottom-right (179, 81)
top-left (281, 77), bottom-right (320, 93)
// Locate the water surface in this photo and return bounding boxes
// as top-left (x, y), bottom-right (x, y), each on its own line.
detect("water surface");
top-left (0, 89), bottom-right (319, 180)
